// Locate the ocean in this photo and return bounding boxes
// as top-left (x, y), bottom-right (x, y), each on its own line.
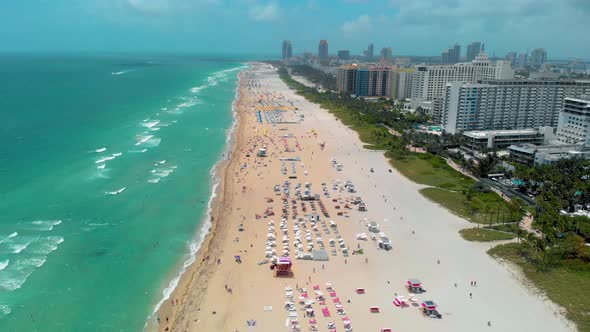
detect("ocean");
top-left (0, 55), bottom-right (245, 331)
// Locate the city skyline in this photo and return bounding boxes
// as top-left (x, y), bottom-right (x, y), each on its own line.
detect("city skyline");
top-left (0, 0), bottom-right (588, 59)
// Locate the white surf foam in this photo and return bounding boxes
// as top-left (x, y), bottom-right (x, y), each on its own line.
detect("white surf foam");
top-left (112, 152), bottom-right (123, 157)
top-left (95, 147), bottom-right (107, 153)
top-left (0, 256), bottom-right (49, 291)
top-left (147, 178), bottom-right (160, 184)
top-left (0, 260), bottom-right (9, 271)
top-left (135, 134), bottom-right (154, 146)
top-left (106, 187), bottom-right (126, 195)
top-left (0, 304), bottom-right (12, 316)
top-left (12, 242), bottom-right (31, 254)
top-left (0, 232), bottom-right (17, 245)
top-left (142, 120), bottom-right (160, 129)
top-left (97, 164), bottom-right (106, 169)
top-left (129, 149), bottom-right (148, 153)
top-left (96, 156), bottom-right (115, 164)
top-left (29, 236), bottom-right (64, 255)
top-left (112, 69), bottom-right (135, 76)
top-left (31, 220), bottom-right (62, 231)
top-left (148, 65), bottom-right (247, 321)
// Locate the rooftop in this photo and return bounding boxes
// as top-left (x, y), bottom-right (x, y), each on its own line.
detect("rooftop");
top-left (463, 129), bottom-right (539, 138)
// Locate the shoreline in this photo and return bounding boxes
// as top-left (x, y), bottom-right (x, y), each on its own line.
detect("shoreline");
top-left (152, 63), bottom-right (574, 332)
top-left (146, 66), bottom-right (248, 330)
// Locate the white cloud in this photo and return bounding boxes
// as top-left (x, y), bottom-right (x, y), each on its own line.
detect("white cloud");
top-left (249, 2), bottom-right (280, 22)
top-left (341, 14), bottom-right (372, 34)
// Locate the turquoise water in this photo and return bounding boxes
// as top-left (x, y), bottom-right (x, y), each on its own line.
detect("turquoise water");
top-left (0, 55), bottom-right (244, 331)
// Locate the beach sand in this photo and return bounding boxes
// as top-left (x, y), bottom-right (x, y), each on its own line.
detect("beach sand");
top-left (151, 63), bottom-right (575, 332)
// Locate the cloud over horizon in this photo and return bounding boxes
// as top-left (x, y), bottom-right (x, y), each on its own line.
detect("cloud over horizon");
top-left (0, 0), bottom-right (588, 58)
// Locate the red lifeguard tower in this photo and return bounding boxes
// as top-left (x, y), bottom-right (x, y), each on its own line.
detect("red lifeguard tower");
top-left (274, 257), bottom-right (293, 277)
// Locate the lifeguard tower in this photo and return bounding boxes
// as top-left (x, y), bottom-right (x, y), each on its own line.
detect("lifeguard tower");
top-left (274, 257), bottom-right (293, 277)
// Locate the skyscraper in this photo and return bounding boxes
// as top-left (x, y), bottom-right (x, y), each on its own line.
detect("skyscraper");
top-left (505, 51), bottom-right (517, 66)
top-left (380, 47), bottom-right (393, 61)
top-left (318, 40), bottom-right (329, 60)
top-left (530, 48), bottom-right (547, 70)
top-left (337, 64), bottom-right (393, 97)
top-left (282, 40), bottom-right (292, 60)
top-left (337, 50), bottom-right (350, 60)
top-left (517, 53), bottom-right (528, 68)
top-left (441, 50), bottom-right (450, 64)
top-left (367, 43), bottom-right (374, 59)
top-left (466, 42), bottom-right (482, 62)
top-left (441, 43), bottom-right (461, 64)
top-left (451, 43), bottom-right (461, 63)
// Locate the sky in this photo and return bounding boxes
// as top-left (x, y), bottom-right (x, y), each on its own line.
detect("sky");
top-left (0, 0), bottom-right (589, 59)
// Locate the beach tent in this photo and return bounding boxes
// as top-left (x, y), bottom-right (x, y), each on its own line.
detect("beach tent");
top-left (312, 249), bottom-right (329, 261)
top-left (421, 300), bottom-right (441, 318)
top-left (407, 278), bottom-right (425, 293)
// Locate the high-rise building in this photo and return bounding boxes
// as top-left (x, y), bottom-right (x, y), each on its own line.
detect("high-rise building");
top-left (441, 50), bottom-right (451, 64)
top-left (556, 96), bottom-right (590, 145)
top-left (411, 50), bottom-right (514, 103)
top-left (356, 66), bottom-right (392, 97)
top-left (505, 52), bottom-right (517, 67)
top-left (441, 80), bottom-right (590, 134)
top-left (366, 43), bottom-right (374, 59)
top-left (282, 40), bottom-right (292, 60)
top-left (517, 53), bottom-right (528, 68)
top-left (337, 64), bottom-right (358, 94)
top-left (466, 42), bottom-right (482, 62)
top-left (441, 43), bottom-right (461, 64)
top-left (318, 40), bottom-right (329, 60)
top-left (530, 48), bottom-right (547, 70)
top-left (337, 50), bottom-right (350, 60)
top-left (337, 65), bottom-right (393, 97)
top-left (391, 68), bottom-right (415, 100)
top-left (380, 47), bottom-right (393, 62)
top-left (451, 43), bottom-right (461, 63)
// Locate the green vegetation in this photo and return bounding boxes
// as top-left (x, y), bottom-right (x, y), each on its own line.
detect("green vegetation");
top-left (459, 228), bottom-right (516, 241)
top-left (421, 188), bottom-right (516, 224)
top-left (290, 65), bottom-right (337, 90)
top-left (490, 243), bottom-right (590, 331)
top-left (389, 153), bottom-right (474, 191)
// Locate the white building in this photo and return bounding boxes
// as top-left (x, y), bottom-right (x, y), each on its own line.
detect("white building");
top-left (461, 128), bottom-right (553, 151)
top-left (410, 51), bottom-right (513, 106)
top-left (556, 96), bottom-right (590, 145)
top-left (442, 80), bottom-right (590, 134)
top-left (391, 69), bottom-right (415, 100)
top-left (509, 143), bottom-right (590, 165)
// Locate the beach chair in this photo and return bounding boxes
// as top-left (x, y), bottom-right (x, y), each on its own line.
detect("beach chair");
top-left (370, 307), bottom-right (380, 313)
top-left (356, 288), bottom-right (365, 294)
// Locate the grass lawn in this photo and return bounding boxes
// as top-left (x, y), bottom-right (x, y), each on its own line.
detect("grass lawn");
top-left (459, 227), bottom-right (515, 241)
top-left (487, 223), bottom-right (523, 234)
top-left (390, 154), bottom-right (475, 191)
top-left (489, 243), bottom-right (590, 331)
top-left (420, 187), bottom-right (513, 224)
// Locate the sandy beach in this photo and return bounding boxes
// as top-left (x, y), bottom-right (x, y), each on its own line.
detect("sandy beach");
top-left (151, 63), bottom-right (575, 332)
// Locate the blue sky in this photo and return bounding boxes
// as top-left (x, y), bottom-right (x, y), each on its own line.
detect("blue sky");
top-left (0, 0), bottom-right (589, 59)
